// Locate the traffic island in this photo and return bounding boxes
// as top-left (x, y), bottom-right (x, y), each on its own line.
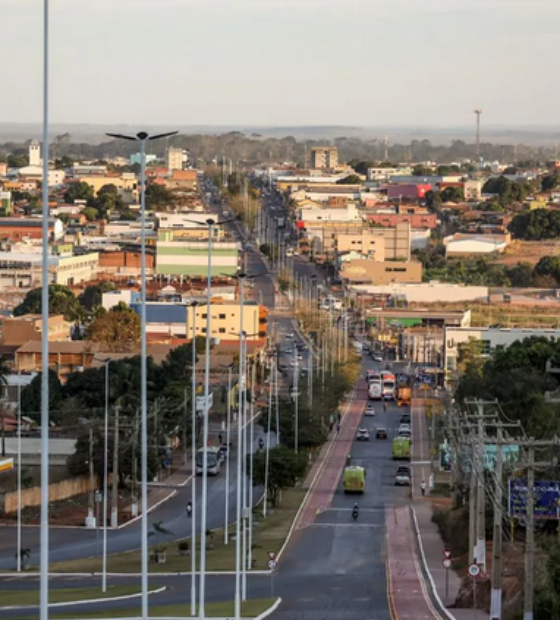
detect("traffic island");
top-left (0, 585), bottom-right (151, 608)
top-left (43, 489), bottom-right (305, 574)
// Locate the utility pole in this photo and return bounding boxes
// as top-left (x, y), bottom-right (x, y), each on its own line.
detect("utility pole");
top-left (490, 425), bottom-right (504, 620)
top-left (524, 443), bottom-right (535, 620)
top-left (87, 426), bottom-right (95, 528)
top-left (111, 407), bottom-right (119, 528)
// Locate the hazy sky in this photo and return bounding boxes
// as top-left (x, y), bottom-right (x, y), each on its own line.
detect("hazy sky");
top-left (2, 0), bottom-right (558, 127)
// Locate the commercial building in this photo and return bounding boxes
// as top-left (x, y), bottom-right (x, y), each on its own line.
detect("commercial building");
top-left (340, 259), bottom-right (422, 285)
top-left (0, 315), bottom-right (71, 359)
top-left (186, 300), bottom-right (267, 341)
top-left (310, 146), bottom-right (339, 170)
top-left (165, 169), bottom-right (198, 191)
top-left (386, 184), bottom-right (432, 201)
top-left (14, 341), bottom-right (100, 381)
top-left (155, 240), bottom-right (239, 277)
top-left (335, 223), bottom-right (412, 261)
top-left (443, 233), bottom-right (510, 257)
top-left (0, 217), bottom-right (64, 242)
top-left (0, 252), bottom-right (99, 290)
top-left (444, 327), bottom-right (560, 374)
top-left (347, 282), bottom-right (488, 303)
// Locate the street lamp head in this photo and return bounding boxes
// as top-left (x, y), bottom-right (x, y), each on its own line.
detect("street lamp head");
top-left (106, 132), bottom-right (137, 142)
top-left (191, 300), bottom-right (199, 308)
top-left (238, 272), bottom-right (247, 279)
top-left (137, 131), bottom-right (149, 141)
top-left (206, 218), bottom-right (216, 226)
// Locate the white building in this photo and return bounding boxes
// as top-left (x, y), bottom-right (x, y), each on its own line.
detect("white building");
top-left (444, 327), bottom-right (560, 374)
top-left (0, 252), bottom-right (99, 290)
top-left (29, 141), bottom-right (41, 167)
top-left (298, 203), bottom-right (362, 224)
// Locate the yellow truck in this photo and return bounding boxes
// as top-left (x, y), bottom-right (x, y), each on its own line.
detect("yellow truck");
top-left (397, 385), bottom-right (412, 407)
top-left (343, 466), bottom-right (366, 493)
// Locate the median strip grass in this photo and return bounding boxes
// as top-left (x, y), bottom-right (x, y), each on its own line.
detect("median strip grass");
top-left (46, 488), bottom-right (305, 574)
top-left (18, 598), bottom-right (276, 619)
top-left (0, 585), bottom-right (144, 607)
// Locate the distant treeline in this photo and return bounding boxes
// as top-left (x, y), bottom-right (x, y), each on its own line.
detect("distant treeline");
top-left (0, 132), bottom-right (554, 166)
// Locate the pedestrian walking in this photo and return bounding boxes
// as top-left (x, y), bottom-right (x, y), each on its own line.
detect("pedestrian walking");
top-left (421, 480), bottom-right (426, 496)
top-left (336, 423), bottom-right (341, 434)
top-left (337, 413), bottom-right (342, 423)
top-left (218, 432), bottom-right (223, 445)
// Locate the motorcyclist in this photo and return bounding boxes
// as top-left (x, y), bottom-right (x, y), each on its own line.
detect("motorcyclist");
top-left (258, 437), bottom-right (264, 450)
top-left (352, 503), bottom-right (359, 520)
top-left (186, 500), bottom-right (192, 517)
top-left (383, 401), bottom-right (388, 412)
top-left (346, 454), bottom-right (352, 465)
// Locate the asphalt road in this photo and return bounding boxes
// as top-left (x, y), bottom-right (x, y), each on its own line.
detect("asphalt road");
top-left (0, 356), bottom-right (410, 620)
top-left (0, 427), bottom-right (275, 570)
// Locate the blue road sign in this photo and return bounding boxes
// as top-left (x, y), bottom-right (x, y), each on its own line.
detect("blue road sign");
top-left (508, 479), bottom-right (560, 520)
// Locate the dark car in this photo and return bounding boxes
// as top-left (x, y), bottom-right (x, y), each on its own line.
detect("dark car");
top-left (375, 427), bottom-right (388, 439)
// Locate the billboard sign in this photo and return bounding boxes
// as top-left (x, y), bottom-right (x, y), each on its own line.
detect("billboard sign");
top-left (508, 479), bottom-right (560, 520)
top-left (196, 393), bottom-right (214, 413)
top-left (439, 444), bottom-right (520, 472)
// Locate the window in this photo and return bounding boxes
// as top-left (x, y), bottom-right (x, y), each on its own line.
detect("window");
top-left (481, 340), bottom-right (491, 355)
top-left (219, 314), bottom-right (226, 319)
top-left (201, 327), bottom-right (207, 334)
top-left (201, 313), bottom-right (207, 319)
top-left (219, 328), bottom-right (226, 334)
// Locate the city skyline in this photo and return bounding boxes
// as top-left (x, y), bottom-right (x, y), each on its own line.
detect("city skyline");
top-left (1, 0), bottom-right (559, 127)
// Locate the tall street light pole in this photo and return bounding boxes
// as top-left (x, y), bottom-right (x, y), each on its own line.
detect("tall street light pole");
top-left (224, 364), bottom-right (233, 545)
top-left (102, 358), bottom-right (111, 593)
top-left (199, 217), bottom-right (217, 620)
top-left (474, 109), bottom-right (482, 169)
top-left (16, 383), bottom-right (21, 573)
top-left (106, 129), bottom-right (178, 620)
top-left (235, 272), bottom-right (246, 620)
top-left (40, 3), bottom-right (51, 618)
top-left (190, 300), bottom-right (198, 617)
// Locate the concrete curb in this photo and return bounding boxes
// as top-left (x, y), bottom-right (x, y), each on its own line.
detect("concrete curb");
top-left (254, 597), bottom-right (282, 619)
top-left (0, 570), bottom-right (272, 578)
top-left (0, 585), bottom-right (166, 611)
top-left (411, 506), bottom-right (456, 620)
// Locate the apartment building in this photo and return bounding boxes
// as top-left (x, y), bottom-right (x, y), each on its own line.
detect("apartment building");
top-left (335, 222), bottom-right (412, 261)
top-left (186, 300), bottom-right (267, 341)
top-left (310, 147), bottom-right (339, 170)
top-left (0, 217), bottom-right (64, 242)
top-left (167, 147), bottom-right (189, 171)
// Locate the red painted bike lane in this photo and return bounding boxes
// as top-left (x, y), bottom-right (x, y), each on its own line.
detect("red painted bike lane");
top-left (295, 380), bottom-right (368, 530)
top-left (386, 506), bottom-right (443, 620)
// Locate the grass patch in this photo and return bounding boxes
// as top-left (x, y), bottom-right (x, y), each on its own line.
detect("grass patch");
top-left (36, 598), bottom-right (277, 619)
top-left (0, 585), bottom-right (143, 607)
top-left (47, 488), bottom-right (305, 574)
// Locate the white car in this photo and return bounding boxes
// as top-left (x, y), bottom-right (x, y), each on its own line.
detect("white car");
top-left (364, 404), bottom-right (376, 417)
top-left (398, 423), bottom-right (411, 434)
top-left (356, 428), bottom-right (370, 441)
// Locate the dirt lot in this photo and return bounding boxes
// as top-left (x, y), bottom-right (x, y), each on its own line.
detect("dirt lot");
top-left (493, 239), bottom-right (560, 266)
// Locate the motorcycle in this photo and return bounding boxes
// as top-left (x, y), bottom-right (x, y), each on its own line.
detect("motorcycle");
top-left (186, 502), bottom-right (192, 517)
top-left (352, 505), bottom-right (359, 521)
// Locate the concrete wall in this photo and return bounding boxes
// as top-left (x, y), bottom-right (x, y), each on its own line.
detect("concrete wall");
top-left (0, 475), bottom-right (97, 515)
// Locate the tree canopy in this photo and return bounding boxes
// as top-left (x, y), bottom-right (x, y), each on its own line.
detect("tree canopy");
top-left (251, 445), bottom-right (308, 507)
top-left (508, 209), bottom-right (560, 240)
top-left (64, 181), bottom-right (94, 204)
top-left (336, 174), bottom-right (362, 185)
top-left (482, 175), bottom-right (535, 206)
top-left (13, 284), bottom-right (82, 321)
top-left (85, 302), bottom-right (141, 353)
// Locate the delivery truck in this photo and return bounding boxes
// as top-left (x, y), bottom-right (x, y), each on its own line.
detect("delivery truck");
top-left (397, 386), bottom-right (412, 407)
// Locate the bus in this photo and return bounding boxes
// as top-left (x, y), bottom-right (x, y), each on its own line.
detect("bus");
top-left (366, 370), bottom-right (382, 384)
top-left (195, 447), bottom-right (221, 476)
top-left (343, 466), bottom-right (366, 493)
top-left (392, 437), bottom-right (411, 460)
top-left (381, 371), bottom-right (396, 400)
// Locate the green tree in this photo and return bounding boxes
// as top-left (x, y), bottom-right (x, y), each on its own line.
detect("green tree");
top-left (251, 445), bottom-right (308, 507)
top-left (508, 210), bottom-right (560, 241)
top-left (54, 156), bottom-right (73, 170)
top-left (534, 255), bottom-right (560, 285)
top-left (145, 183), bottom-right (175, 210)
top-left (64, 181), bottom-right (94, 204)
top-left (412, 164), bottom-right (435, 177)
top-left (425, 190), bottom-right (442, 211)
top-left (7, 154), bottom-right (29, 168)
top-left (79, 281), bottom-right (116, 311)
top-left (440, 186), bottom-right (464, 203)
top-left (541, 175), bottom-right (559, 192)
top-left (13, 284), bottom-right (81, 320)
top-left (21, 370), bottom-right (64, 418)
top-left (336, 174), bottom-right (362, 185)
top-left (82, 206), bottom-right (98, 221)
top-left (85, 303), bottom-right (141, 353)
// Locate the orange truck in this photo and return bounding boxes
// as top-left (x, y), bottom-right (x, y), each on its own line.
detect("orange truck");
top-left (397, 386), bottom-right (411, 407)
